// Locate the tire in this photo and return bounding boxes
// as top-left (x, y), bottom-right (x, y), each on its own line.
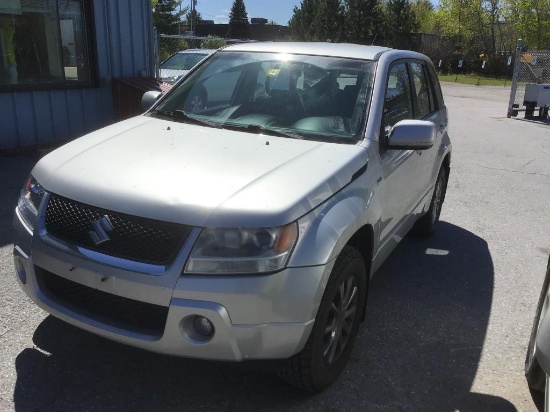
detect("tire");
top-left (413, 166), bottom-right (448, 236)
top-left (277, 246), bottom-right (367, 392)
top-left (526, 257), bottom-right (550, 393)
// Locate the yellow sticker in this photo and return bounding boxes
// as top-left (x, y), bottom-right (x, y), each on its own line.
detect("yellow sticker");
top-left (267, 68), bottom-right (281, 77)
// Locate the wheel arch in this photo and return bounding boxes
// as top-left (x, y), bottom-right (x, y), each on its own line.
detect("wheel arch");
top-left (345, 224), bottom-right (374, 322)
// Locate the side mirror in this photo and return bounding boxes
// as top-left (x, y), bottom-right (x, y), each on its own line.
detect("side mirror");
top-left (387, 120), bottom-right (435, 150)
top-left (141, 91), bottom-right (163, 112)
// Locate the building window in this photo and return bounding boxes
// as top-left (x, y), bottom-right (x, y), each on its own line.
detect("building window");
top-left (0, 0), bottom-right (96, 90)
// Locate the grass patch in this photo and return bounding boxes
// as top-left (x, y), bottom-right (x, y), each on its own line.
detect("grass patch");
top-left (438, 74), bottom-right (510, 87)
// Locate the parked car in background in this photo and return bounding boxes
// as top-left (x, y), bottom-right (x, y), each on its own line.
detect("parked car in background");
top-left (526, 255), bottom-right (550, 410)
top-left (159, 49), bottom-right (216, 84)
top-left (13, 42), bottom-right (451, 392)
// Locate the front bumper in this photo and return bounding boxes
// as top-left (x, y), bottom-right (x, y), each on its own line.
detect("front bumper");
top-left (13, 212), bottom-right (332, 361)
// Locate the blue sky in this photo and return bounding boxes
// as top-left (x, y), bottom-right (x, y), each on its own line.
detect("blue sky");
top-left (195, 0), bottom-right (300, 26)
top-left (195, 0), bottom-right (440, 26)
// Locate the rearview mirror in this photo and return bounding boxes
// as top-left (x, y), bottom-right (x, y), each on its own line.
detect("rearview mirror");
top-left (141, 91), bottom-right (163, 112)
top-left (387, 120), bottom-right (435, 150)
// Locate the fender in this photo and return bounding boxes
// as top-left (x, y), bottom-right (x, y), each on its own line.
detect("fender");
top-left (288, 172), bottom-right (381, 269)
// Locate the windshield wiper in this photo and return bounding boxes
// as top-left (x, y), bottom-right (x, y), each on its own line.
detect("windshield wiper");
top-left (222, 123), bottom-right (303, 140)
top-left (151, 109), bottom-right (222, 129)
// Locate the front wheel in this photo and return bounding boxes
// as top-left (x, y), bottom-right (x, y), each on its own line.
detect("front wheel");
top-left (526, 257), bottom-right (550, 393)
top-left (277, 246), bottom-right (367, 392)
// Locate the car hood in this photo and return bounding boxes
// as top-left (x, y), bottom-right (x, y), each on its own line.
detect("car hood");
top-left (33, 116), bottom-right (369, 227)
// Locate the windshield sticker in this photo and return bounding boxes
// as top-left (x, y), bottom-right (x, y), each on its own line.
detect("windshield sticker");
top-left (267, 68), bottom-right (281, 77)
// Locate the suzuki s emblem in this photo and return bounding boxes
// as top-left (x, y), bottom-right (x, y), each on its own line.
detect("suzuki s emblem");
top-left (89, 216), bottom-right (114, 245)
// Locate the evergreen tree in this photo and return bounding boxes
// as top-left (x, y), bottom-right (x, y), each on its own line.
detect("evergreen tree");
top-left (384, 0), bottom-right (419, 50)
top-left (289, 0), bottom-right (345, 42)
top-left (314, 0), bottom-right (346, 42)
top-left (289, 0), bottom-right (320, 41)
top-left (186, 9), bottom-right (202, 32)
top-left (228, 0), bottom-right (251, 39)
top-left (152, 0), bottom-right (186, 35)
top-left (345, 0), bottom-right (382, 45)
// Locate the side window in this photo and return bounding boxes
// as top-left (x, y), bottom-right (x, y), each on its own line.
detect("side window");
top-left (410, 62), bottom-right (432, 119)
top-left (426, 63), bottom-right (444, 110)
top-left (384, 63), bottom-right (413, 132)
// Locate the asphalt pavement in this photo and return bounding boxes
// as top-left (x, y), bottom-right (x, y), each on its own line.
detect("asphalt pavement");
top-left (0, 83), bottom-right (549, 411)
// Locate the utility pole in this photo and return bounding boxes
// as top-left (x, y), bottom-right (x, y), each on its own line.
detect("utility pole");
top-left (191, 0), bottom-right (197, 35)
top-left (178, 1), bottom-right (182, 35)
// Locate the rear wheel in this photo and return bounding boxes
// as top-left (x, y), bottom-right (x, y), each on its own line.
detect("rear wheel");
top-left (413, 166), bottom-right (447, 236)
top-left (278, 246), bottom-right (367, 392)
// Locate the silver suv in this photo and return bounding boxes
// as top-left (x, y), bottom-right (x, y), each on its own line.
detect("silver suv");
top-left (13, 42), bottom-right (451, 392)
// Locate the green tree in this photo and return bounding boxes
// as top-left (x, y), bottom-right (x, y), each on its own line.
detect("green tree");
top-left (201, 35), bottom-right (227, 49)
top-left (384, 0), bottom-right (419, 49)
top-left (152, 0), bottom-right (186, 35)
top-left (289, 0), bottom-right (346, 42)
top-left (289, 0), bottom-right (320, 41)
top-left (228, 0), bottom-right (251, 39)
top-left (506, 0), bottom-right (550, 50)
top-left (434, 0), bottom-right (513, 56)
top-left (436, 0), bottom-right (481, 55)
top-left (344, 0), bottom-right (382, 45)
top-left (315, 0), bottom-right (346, 42)
top-left (411, 0), bottom-right (437, 33)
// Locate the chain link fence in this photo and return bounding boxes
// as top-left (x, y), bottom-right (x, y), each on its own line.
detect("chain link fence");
top-left (507, 39), bottom-right (550, 118)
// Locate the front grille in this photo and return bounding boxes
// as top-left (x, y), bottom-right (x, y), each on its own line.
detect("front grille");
top-left (45, 194), bottom-right (192, 265)
top-left (37, 268), bottom-right (168, 336)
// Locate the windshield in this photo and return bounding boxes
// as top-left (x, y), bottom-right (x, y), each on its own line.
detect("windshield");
top-left (152, 51), bottom-right (376, 143)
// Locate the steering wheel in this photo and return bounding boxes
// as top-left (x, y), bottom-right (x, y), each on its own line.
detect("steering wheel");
top-left (185, 85), bottom-right (208, 113)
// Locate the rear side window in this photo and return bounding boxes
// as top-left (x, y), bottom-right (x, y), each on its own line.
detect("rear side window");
top-left (410, 62), bottom-right (432, 119)
top-left (426, 63), bottom-right (444, 110)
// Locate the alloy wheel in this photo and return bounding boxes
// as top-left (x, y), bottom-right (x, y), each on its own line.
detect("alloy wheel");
top-left (323, 276), bottom-right (359, 365)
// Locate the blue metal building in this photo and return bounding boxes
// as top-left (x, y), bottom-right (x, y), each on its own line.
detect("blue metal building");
top-left (0, 0), bottom-right (154, 151)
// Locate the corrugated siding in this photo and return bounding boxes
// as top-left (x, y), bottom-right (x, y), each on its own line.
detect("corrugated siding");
top-left (0, 0), bottom-right (154, 151)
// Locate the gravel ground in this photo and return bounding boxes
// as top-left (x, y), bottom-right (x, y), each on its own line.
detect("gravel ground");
top-left (0, 83), bottom-right (549, 411)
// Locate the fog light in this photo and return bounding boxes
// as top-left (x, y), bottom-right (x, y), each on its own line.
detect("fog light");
top-left (194, 316), bottom-right (214, 337)
top-left (15, 258), bottom-right (27, 285)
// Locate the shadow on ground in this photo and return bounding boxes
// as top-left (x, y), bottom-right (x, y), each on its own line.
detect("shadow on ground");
top-left (513, 116), bottom-right (550, 126)
top-left (0, 155), bottom-right (36, 248)
top-left (13, 222), bottom-right (516, 411)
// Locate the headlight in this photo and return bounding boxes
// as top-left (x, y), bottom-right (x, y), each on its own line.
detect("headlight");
top-left (17, 175), bottom-right (46, 231)
top-left (185, 223), bottom-right (298, 275)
